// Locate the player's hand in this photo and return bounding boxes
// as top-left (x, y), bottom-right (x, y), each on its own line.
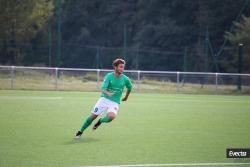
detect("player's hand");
top-left (107, 92), bottom-right (114, 96)
top-left (122, 97), bottom-right (128, 101)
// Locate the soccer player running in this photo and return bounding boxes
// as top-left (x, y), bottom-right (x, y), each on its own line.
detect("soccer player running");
top-left (75, 58), bottom-right (133, 139)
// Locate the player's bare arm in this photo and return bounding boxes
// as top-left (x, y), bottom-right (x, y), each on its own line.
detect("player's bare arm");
top-left (122, 90), bottom-right (131, 101)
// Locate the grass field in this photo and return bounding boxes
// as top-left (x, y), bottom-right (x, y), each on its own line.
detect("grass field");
top-left (0, 90), bottom-right (250, 167)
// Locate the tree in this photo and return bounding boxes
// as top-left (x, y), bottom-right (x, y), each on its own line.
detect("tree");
top-left (0, 0), bottom-right (54, 64)
top-left (225, 16), bottom-right (250, 73)
top-left (1, 0), bottom-right (250, 72)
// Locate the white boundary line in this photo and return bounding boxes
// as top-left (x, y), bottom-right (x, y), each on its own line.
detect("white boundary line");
top-left (80, 162), bottom-right (250, 167)
top-left (0, 96), bottom-right (63, 100)
top-left (161, 99), bottom-right (250, 103)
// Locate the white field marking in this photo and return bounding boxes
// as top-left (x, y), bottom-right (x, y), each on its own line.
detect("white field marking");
top-left (141, 99), bottom-right (250, 104)
top-left (79, 162), bottom-right (250, 167)
top-left (136, 95), bottom-right (250, 103)
top-left (168, 99), bottom-right (250, 103)
top-left (140, 98), bottom-right (250, 104)
top-left (0, 96), bottom-right (63, 100)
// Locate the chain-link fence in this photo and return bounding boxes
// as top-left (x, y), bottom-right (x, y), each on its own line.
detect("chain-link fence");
top-left (22, 45), bottom-right (185, 71)
top-left (0, 65), bottom-right (250, 95)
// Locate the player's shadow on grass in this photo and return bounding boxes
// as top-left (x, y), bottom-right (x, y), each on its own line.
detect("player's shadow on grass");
top-left (64, 137), bottom-right (100, 145)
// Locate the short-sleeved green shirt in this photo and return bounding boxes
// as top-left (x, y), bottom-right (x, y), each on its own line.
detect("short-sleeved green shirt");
top-left (101, 72), bottom-right (133, 104)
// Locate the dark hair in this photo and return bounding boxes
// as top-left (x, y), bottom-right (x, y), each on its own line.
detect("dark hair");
top-left (113, 58), bottom-right (125, 67)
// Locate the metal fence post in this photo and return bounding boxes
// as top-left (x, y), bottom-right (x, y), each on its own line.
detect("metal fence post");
top-left (177, 71), bottom-right (180, 93)
top-left (11, 66), bottom-right (15, 89)
top-left (237, 43), bottom-right (243, 90)
top-left (97, 69), bottom-right (100, 90)
top-left (137, 70), bottom-right (141, 92)
top-left (215, 73), bottom-right (218, 94)
top-left (55, 67), bottom-right (58, 91)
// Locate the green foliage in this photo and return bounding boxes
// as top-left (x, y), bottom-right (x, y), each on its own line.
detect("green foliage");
top-left (226, 16), bottom-right (250, 45)
top-left (44, 0), bottom-right (250, 72)
top-left (0, 0), bottom-right (54, 64)
top-left (1, 0), bottom-right (250, 72)
top-left (225, 16), bottom-right (250, 72)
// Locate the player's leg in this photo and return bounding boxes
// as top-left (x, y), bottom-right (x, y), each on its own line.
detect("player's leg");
top-left (93, 112), bottom-right (116, 130)
top-left (101, 112), bottom-right (116, 123)
top-left (80, 113), bottom-right (98, 132)
top-left (75, 98), bottom-right (107, 138)
top-left (75, 113), bottom-right (97, 139)
top-left (93, 101), bottom-right (118, 130)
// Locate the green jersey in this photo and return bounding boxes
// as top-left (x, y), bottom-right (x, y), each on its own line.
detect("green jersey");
top-left (101, 72), bottom-right (133, 104)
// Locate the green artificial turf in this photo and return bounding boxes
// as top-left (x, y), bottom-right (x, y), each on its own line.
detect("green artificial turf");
top-left (0, 90), bottom-right (250, 167)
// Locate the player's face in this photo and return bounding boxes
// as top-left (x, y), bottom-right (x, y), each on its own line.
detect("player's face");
top-left (115, 63), bottom-right (125, 74)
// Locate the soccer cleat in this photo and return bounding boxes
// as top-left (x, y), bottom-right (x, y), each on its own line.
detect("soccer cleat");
top-left (74, 131), bottom-right (82, 139)
top-left (93, 119), bottom-right (102, 130)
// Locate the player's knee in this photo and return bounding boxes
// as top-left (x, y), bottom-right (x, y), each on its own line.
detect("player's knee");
top-left (90, 114), bottom-right (98, 120)
top-left (108, 113), bottom-right (116, 120)
top-left (108, 115), bottom-right (115, 120)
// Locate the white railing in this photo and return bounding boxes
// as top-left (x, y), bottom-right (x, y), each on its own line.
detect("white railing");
top-left (0, 65), bottom-right (250, 94)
